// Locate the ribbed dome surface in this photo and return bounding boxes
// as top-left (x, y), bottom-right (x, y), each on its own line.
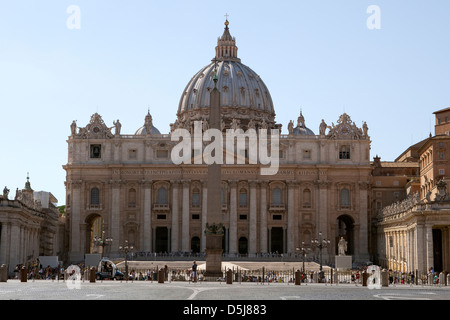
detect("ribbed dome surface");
top-left (178, 60), bottom-right (275, 116)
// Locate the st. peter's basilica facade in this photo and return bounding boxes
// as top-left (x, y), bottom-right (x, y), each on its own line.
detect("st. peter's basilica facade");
top-left (63, 20), bottom-right (372, 264)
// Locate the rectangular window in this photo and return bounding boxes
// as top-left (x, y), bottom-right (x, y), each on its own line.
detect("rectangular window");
top-left (156, 149), bottom-right (169, 159)
top-left (157, 214), bottom-right (166, 220)
top-left (339, 146), bottom-right (351, 160)
top-left (439, 152), bottom-right (445, 159)
top-left (302, 149), bottom-right (311, 160)
top-left (239, 214), bottom-right (247, 220)
top-left (192, 214), bottom-right (200, 220)
top-left (128, 149), bottom-right (137, 160)
top-left (439, 169), bottom-right (445, 175)
top-left (273, 214), bottom-right (282, 220)
top-left (90, 144), bottom-right (102, 159)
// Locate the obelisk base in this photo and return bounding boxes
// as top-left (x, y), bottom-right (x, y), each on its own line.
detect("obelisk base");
top-left (204, 234), bottom-right (223, 278)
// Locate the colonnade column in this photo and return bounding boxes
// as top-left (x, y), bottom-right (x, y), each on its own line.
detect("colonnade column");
top-left (425, 224), bottom-right (434, 272)
top-left (0, 223), bottom-right (8, 264)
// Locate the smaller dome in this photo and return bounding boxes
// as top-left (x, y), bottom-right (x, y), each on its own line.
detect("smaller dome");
top-left (293, 126), bottom-right (315, 136)
top-left (292, 111), bottom-right (315, 136)
top-left (135, 110), bottom-right (161, 135)
top-left (135, 126), bottom-right (161, 135)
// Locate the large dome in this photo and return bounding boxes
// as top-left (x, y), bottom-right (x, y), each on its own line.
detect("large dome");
top-left (174, 20), bottom-right (277, 132)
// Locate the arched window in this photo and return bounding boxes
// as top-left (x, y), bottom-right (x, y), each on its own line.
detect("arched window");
top-left (339, 145), bottom-right (351, 160)
top-left (90, 187), bottom-right (100, 205)
top-left (340, 188), bottom-right (350, 208)
top-left (128, 188), bottom-right (136, 207)
top-left (157, 187), bottom-right (168, 205)
top-left (192, 188), bottom-right (200, 207)
top-left (303, 189), bottom-right (311, 208)
top-left (239, 188), bottom-right (247, 207)
top-left (272, 187), bottom-right (282, 205)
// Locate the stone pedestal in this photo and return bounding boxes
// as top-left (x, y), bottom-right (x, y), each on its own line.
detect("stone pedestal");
top-left (335, 255), bottom-right (352, 270)
top-left (0, 264), bottom-right (7, 282)
top-left (205, 234), bottom-right (223, 278)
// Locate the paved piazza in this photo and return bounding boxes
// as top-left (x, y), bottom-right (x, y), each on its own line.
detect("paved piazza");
top-left (1, 279), bottom-right (450, 301)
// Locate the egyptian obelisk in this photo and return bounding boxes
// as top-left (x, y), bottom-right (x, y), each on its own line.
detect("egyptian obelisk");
top-left (204, 57), bottom-right (224, 278)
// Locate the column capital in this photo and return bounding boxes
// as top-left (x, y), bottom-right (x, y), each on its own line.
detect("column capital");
top-left (109, 180), bottom-right (122, 188)
top-left (228, 180), bottom-right (238, 188)
top-left (141, 180), bottom-right (153, 188)
top-left (181, 179), bottom-right (190, 187)
top-left (314, 179), bottom-right (330, 189)
top-left (70, 180), bottom-right (83, 189)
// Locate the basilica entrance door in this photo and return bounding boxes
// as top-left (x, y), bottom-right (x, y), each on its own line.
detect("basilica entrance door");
top-left (271, 227), bottom-right (284, 254)
top-left (155, 227), bottom-right (168, 253)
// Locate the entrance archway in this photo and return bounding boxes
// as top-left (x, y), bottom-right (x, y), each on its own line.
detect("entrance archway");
top-left (238, 237), bottom-right (248, 255)
top-left (86, 214), bottom-right (104, 254)
top-left (271, 227), bottom-right (284, 253)
top-left (336, 215), bottom-right (354, 255)
top-left (191, 236), bottom-right (201, 253)
top-left (155, 227), bottom-right (169, 253)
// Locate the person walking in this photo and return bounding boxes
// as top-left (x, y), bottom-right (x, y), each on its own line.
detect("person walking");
top-left (192, 261), bottom-right (198, 283)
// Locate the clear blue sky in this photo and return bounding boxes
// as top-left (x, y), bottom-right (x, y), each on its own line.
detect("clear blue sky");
top-left (1, 0), bottom-right (449, 205)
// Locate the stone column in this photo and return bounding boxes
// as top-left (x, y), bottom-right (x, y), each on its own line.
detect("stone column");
top-left (228, 180), bottom-right (238, 256)
top-left (249, 181), bottom-right (257, 256)
top-left (171, 180), bottom-right (180, 253)
top-left (181, 180), bottom-right (190, 252)
top-left (287, 181), bottom-right (297, 254)
top-left (110, 180), bottom-right (121, 254)
top-left (0, 223), bottom-right (8, 264)
top-left (201, 181), bottom-right (207, 252)
top-left (70, 180), bottom-right (82, 261)
top-left (260, 182), bottom-right (268, 254)
top-left (143, 180), bottom-right (152, 252)
top-left (317, 180), bottom-right (328, 241)
top-left (425, 224), bottom-right (434, 272)
top-left (9, 223), bottom-right (20, 271)
top-left (358, 182), bottom-right (369, 261)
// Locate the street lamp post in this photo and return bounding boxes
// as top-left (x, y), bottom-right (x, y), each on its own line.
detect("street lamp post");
top-left (296, 242), bottom-right (310, 275)
top-left (93, 231), bottom-right (113, 258)
top-left (119, 240), bottom-right (134, 280)
top-left (312, 232), bottom-right (330, 282)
